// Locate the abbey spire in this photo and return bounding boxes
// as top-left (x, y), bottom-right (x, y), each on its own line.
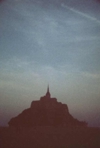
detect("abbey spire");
top-left (46, 85), bottom-right (51, 98)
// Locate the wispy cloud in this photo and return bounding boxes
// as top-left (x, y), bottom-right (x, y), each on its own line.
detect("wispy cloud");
top-left (61, 3), bottom-right (100, 24)
top-left (81, 72), bottom-right (100, 79)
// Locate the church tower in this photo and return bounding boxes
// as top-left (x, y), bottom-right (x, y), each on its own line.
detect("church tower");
top-left (45, 85), bottom-right (51, 98)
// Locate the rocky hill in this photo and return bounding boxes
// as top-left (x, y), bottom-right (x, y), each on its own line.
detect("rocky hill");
top-left (8, 87), bottom-right (87, 127)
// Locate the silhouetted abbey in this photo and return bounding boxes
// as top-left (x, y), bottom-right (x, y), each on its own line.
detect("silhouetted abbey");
top-left (8, 86), bottom-right (87, 127)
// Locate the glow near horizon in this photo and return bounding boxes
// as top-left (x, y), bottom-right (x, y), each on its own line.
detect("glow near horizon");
top-left (0, 0), bottom-right (100, 127)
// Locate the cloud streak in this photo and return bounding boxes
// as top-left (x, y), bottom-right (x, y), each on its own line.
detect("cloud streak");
top-left (61, 3), bottom-right (100, 24)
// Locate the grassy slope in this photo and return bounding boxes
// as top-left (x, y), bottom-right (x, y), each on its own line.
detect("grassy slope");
top-left (0, 126), bottom-right (100, 148)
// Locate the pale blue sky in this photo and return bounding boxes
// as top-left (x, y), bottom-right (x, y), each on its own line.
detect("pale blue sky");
top-left (0, 0), bottom-right (100, 126)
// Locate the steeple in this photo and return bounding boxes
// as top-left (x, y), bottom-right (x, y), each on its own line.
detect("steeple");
top-left (46, 85), bottom-right (51, 98)
top-left (47, 85), bottom-right (49, 93)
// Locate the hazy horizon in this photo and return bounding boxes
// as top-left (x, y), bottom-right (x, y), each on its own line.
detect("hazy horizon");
top-left (0, 0), bottom-right (100, 127)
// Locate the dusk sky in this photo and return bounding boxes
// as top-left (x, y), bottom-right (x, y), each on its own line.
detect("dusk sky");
top-left (0, 0), bottom-right (100, 127)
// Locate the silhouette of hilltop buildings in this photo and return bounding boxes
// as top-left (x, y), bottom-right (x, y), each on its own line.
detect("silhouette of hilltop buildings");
top-left (8, 86), bottom-right (87, 127)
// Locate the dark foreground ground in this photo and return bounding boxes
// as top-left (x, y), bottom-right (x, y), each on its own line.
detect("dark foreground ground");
top-left (0, 126), bottom-right (100, 148)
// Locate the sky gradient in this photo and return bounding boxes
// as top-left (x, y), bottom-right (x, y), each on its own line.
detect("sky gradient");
top-left (0, 0), bottom-right (100, 127)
